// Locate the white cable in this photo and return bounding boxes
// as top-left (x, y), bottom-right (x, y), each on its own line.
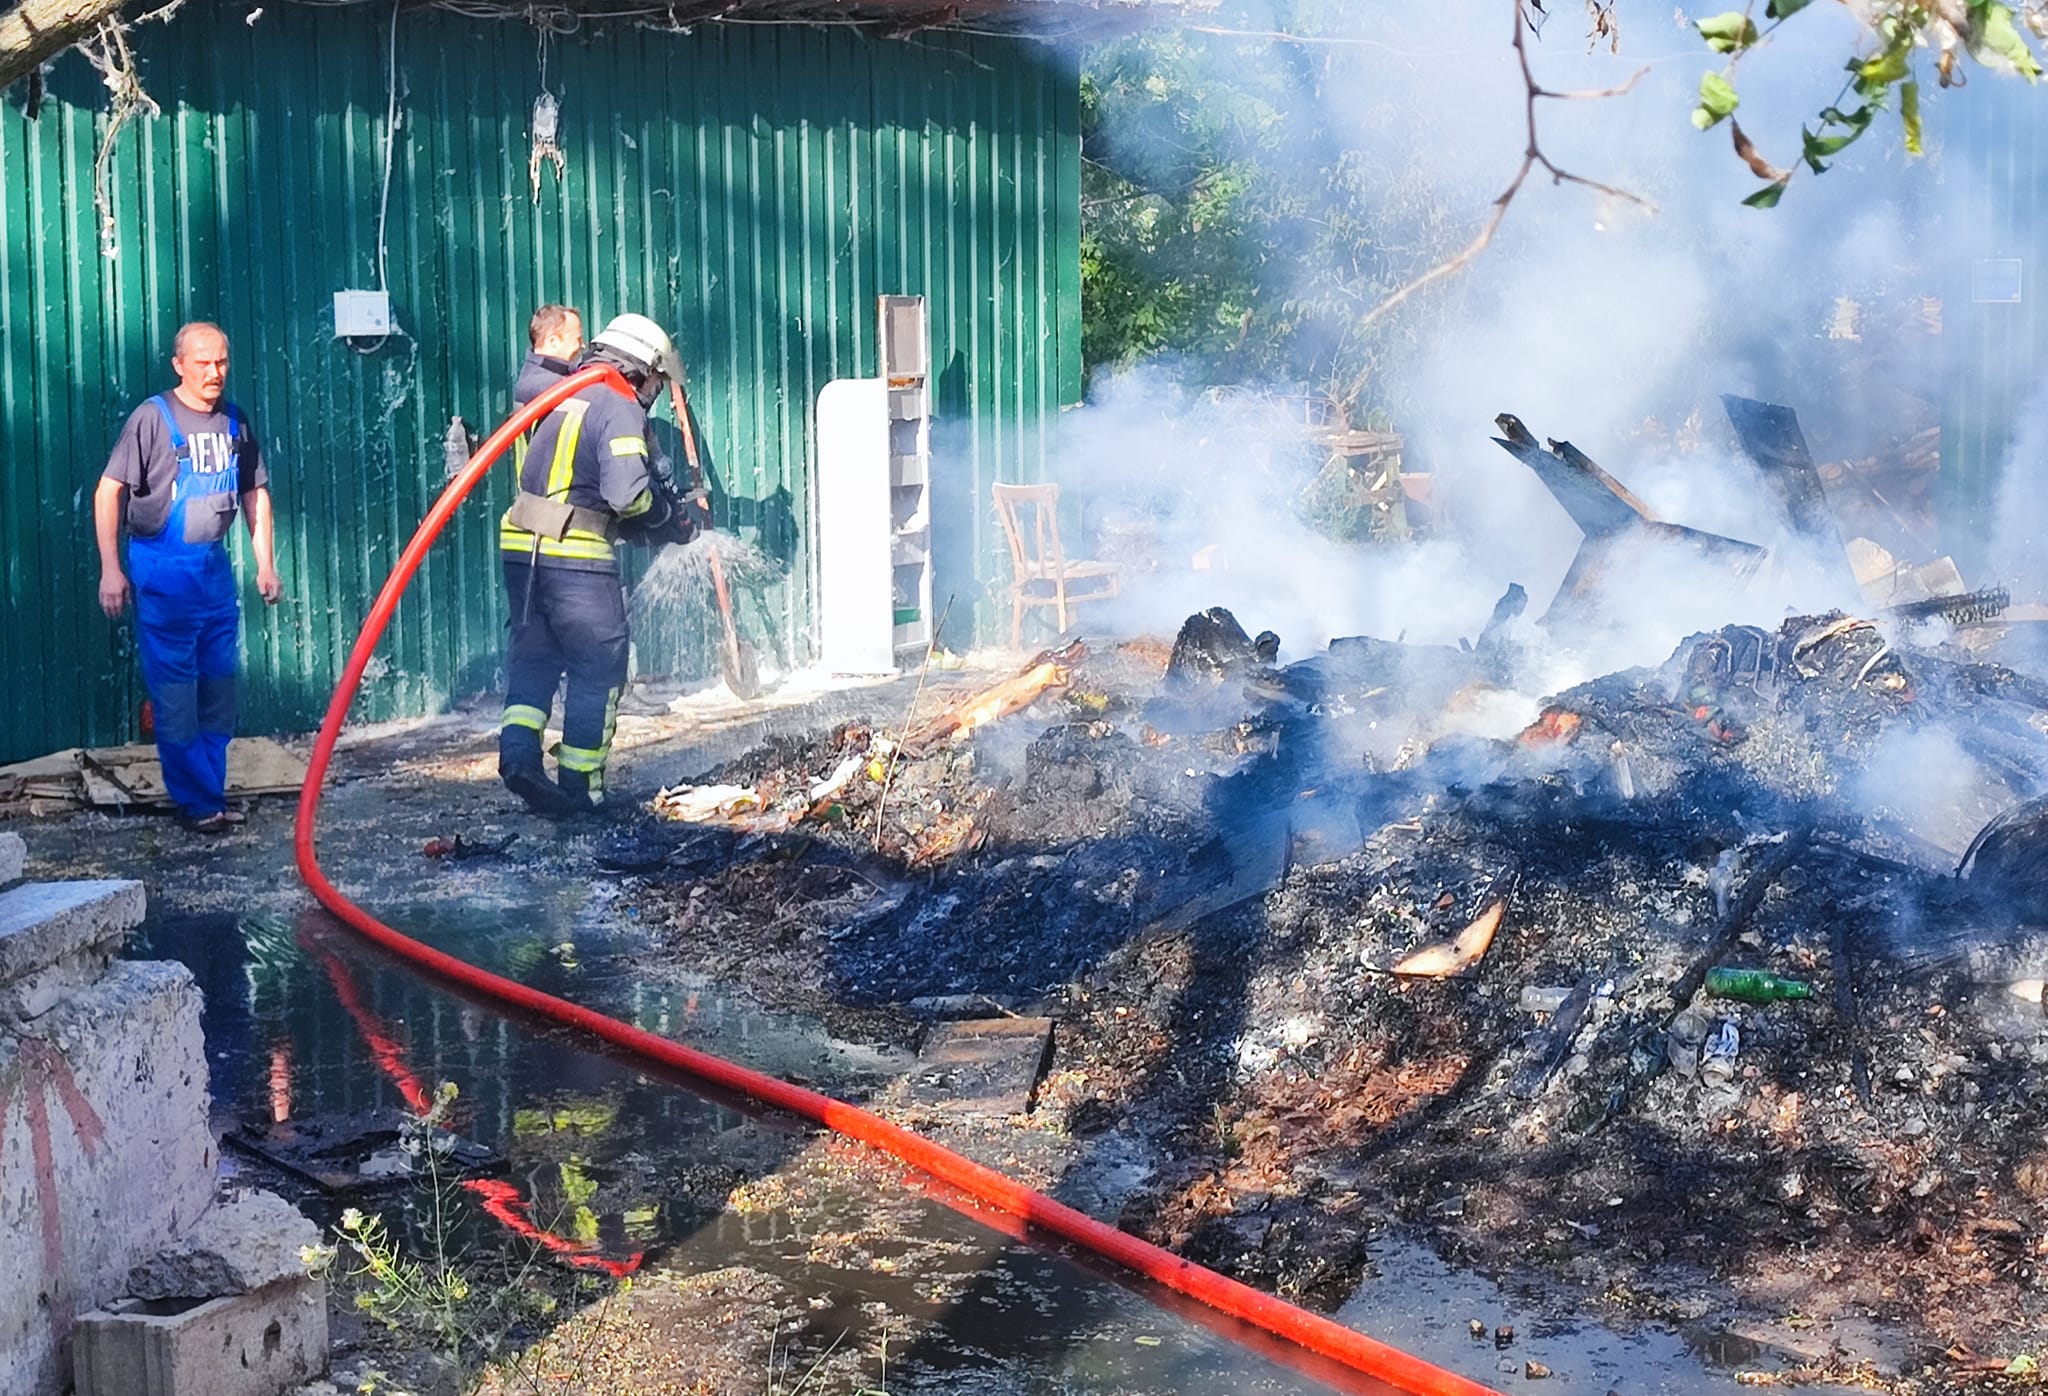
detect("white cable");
top-left (376, 0), bottom-right (398, 293)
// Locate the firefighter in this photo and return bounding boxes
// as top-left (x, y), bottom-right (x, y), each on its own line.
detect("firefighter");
top-left (497, 313), bottom-right (695, 814)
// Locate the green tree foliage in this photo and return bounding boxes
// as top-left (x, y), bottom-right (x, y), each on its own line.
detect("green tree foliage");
top-left (1080, 11), bottom-right (1470, 417)
top-left (1693, 0), bottom-right (2048, 204)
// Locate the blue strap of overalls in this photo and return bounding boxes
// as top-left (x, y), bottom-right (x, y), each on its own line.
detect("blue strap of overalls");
top-left (146, 394), bottom-right (242, 500)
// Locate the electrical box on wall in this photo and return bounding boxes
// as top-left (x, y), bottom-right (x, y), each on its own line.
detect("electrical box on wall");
top-left (333, 289), bottom-right (393, 337)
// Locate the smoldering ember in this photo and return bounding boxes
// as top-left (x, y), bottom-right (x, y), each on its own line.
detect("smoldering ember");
top-left (11, 1), bottom-right (2048, 1395)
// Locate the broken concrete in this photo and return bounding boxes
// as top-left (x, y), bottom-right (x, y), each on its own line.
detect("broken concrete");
top-left (127, 1191), bottom-right (321, 1302)
top-left (72, 1276), bottom-right (328, 1396)
top-left (0, 878), bottom-right (146, 1022)
top-left (0, 832), bottom-right (23, 886)
top-left (0, 957), bottom-right (215, 1396)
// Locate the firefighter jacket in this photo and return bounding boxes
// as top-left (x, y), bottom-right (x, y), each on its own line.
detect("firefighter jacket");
top-left (499, 380), bottom-right (657, 573)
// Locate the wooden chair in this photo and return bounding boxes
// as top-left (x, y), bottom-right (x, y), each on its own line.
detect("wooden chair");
top-left (991, 482), bottom-right (1121, 649)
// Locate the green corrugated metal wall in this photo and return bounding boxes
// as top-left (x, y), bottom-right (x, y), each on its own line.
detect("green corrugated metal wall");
top-left (0, 3), bottom-right (1081, 763)
top-left (1939, 79), bottom-right (2047, 579)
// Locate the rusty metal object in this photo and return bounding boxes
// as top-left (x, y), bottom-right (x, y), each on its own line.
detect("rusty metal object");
top-left (1885, 586), bottom-right (2012, 628)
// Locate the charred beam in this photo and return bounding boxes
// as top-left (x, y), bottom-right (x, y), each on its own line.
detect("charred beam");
top-left (0, 0), bottom-right (123, 92)
top-left (1720, 394), bottom-right (1860, 595)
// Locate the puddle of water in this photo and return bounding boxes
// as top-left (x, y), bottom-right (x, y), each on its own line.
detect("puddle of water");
top-left (1335, 1238), bottom-right (1827, 1395)
top-left (124, 907), bottom-right (1355, 1393)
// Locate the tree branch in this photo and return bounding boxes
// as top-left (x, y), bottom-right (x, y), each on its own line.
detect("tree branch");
top-left (0, 0), bottom-right (126, 91)
top-left (1352, 0), bottom-right (1653, 341)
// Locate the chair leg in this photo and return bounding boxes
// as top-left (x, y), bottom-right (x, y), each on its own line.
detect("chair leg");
top-left (1056, 583), bottom-right (1069, 635)
top-left (1011, 595), bottom-right (1024, 651)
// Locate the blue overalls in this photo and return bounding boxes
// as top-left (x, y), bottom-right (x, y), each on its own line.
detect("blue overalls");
top-left (128, 395), bottom-right (245, 819)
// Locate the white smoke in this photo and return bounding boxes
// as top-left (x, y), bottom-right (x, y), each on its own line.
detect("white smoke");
top-left (1053, 0), bottom-right (1959, 705)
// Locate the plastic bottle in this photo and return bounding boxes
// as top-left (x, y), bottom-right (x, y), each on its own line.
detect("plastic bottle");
top-left (1705, 967), bottom-right (1814, 1003)
top-left (443, 415), bottom-right (470, 480)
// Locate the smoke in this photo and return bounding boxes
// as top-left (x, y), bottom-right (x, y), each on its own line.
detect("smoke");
top-left (1986, 399), bottom-right (2048, 604)
top-left (1050, 0), bottom-right (1954, 705)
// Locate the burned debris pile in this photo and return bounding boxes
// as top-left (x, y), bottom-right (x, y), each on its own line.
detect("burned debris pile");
top-left (621, 586), bottom-right (2048, 1358)
top-left (615, 393), bottom-right (2048, 1361)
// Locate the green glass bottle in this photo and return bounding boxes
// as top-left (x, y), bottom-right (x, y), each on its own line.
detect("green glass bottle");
top-left (1705, 967), bottom-right (1814, 1003)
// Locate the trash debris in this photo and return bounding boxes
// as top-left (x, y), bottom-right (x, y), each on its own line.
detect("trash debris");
top-left (1517, 986), bottom-right (1571, 1015)
top-left (0, 738), bottom-right (306, 816)
top-left (421, 833), bottom-right (518, 860)
top-left (1392, 899), bottom-right (1505, 979)
top-left (903, 641), bottom-right (1085, 751)
top-left (1698, 1020), bottom-right (1741, 1089)
top-left (1704, 967), bottom-right (1814, 1004)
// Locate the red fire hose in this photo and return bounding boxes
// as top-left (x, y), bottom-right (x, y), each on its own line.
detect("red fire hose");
top-left (292, 365), bottom-right (1503, 1396)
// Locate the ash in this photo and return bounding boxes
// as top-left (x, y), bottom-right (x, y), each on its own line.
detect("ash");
top-left (626, 606), bottom-right (2048, 1373)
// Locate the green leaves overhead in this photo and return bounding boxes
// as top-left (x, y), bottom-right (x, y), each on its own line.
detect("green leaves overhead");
top-left (1693, 71), bottom-right (1742, 130)
top-left (1802, 102), bottom-right (1878, 173)
top-left (1696, 12), bottom-right (1760, 54)
top-left (1965, 0), bottom-right (2045, 79)
top-left (1698, 0), bottom-right (2046, 204)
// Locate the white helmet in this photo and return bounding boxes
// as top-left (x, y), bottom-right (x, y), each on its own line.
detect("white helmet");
top-left (591, 313), bottom-right (682, 382)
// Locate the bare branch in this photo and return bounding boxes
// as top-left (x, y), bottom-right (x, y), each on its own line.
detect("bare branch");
top-left (1355, 162), bottom-right (1527, 334)
top-left (1353, 0), bottom-right (1654, 332)
top-left (1532, 65), bottom-right (1649, 101)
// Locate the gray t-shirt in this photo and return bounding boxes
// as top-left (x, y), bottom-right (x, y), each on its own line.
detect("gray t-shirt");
top-left (102, 395), bottom-right (268, 540)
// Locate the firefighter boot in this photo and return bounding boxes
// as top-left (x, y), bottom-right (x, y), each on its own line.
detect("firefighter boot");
top-left (499, 726), bottom-right (580, 817)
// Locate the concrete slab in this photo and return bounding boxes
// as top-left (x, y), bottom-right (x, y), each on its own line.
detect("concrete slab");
top-left (0, 960), bottom-right (215, 1396)
top-left (128, 1191), bottom-right (321, 1301)
top-left (0, 879), bottom-right (147, 1023)
top-left (72, 1275), bottom-right (328, 1396)
top-left (0, 832), bottom-right (22, 885)
top-left (894, 1016), bottom-right (1055, 1117)
top-left (0, 880), bottom-right (146, 985)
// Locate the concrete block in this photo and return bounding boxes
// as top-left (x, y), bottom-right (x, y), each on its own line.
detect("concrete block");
top-left (0, 832), bottom-right (23, 885)
top-left (129, 1190), bottom-right (321, 1301)
top-left (72, 1275), bottom-right (329, 1396)
top-left (0, 880), bottom-right (146, 1022)
top-left (0, 960), bottom-right (214, 1396)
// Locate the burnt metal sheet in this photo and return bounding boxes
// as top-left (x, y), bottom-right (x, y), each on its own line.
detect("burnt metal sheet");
top-left (1493, 414), bottom-right (1768, 634)
top-left (1720, 394), bottom-right (1859, 593)
top-left (893, 1016), bottom-right (1056, 1116)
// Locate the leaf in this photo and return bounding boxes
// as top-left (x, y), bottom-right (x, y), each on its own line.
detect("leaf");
top-left (2007, 1355), bottom-right (2039, 1377)
top-left (1693, 72), bottom-right (1742, 130)
top-left (1697, 11), bottom-right (1760, 53)
top-left (1902, 79), bottom-right (1923, 154)
top-left (1765, 0), bottom-right (1815, 14)
top-left (1743, 181), bottom-right (1789, 208)
top-left (1857, 42), bottom-right (1913, 85)
top-left (1730, 121), bottom-right (1789, 181)
top-left (1392, 900), bottom-right (1505, 978)
top-left (1965, 1), bottom-right (2045, 79)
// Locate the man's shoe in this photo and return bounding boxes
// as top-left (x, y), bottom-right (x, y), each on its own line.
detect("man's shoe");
top-left (181, 810), bottom-right (233, 834)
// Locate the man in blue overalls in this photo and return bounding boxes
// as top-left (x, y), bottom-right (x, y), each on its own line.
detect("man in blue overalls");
top-left (94, 322), bottom-right (283, 833)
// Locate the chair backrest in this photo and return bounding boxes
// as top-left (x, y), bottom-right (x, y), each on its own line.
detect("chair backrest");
top-left (991, 482), bottom-right (1065, 581)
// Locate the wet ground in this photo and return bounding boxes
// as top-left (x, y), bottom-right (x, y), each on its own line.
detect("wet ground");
top-left (13, 676), bottom-right (1812, 1395)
